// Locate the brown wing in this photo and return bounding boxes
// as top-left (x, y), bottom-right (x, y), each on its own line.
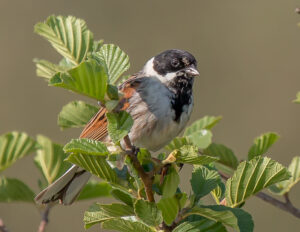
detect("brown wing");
top-left (79, 107), bottom-right (108, 140)
top-left (79, 75), bottom-right (142, 141)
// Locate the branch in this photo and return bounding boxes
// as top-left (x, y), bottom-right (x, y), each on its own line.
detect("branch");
top-left (124, 135), bottom-right (155, 202)
top-left (0, 219), bottom-right (9, 232)
top-left (256, 192), bottom-right (300, 219)
top-left (38, 204), bottom-right (52, 232)
top-left (218, 171), bottom-right (300, 219)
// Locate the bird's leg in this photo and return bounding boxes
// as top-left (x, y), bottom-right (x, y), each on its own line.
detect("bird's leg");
top-left (123, 135), bottom-right (154, 202)
top-left (131, 146), bottom-right (140, 156)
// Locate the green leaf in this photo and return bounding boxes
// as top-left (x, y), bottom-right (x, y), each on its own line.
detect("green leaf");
top-left (64, 138), bottom-right (108, 156)
top-left (92, 40), bottom-right (104, 52)
top-left (57, 101), bottom-right (98, 129)
top-left (185, 129), bottom-right (212, 149)
top-left (137, 148), bottom-right (152, 165)
top-left (78, 180), bottom-right (111, 200)
top-left (269, 156), bottom-right (300, 195)
top-left (110, 188), bottom-right (134, 206)
top-left (225, 157), bottom-right (290, 207)
top-left (34, 135), bottom-right (71, 184)
top-left (184, 116), bottom-right (221, 149)
top-left (173, 220), bottom-right (227, 232)
top-left (211, 182), bottom-right (225, 204)
top-left (134, 199), bottom-right (163, 226)
top-left (106, 84), bottom-right (120, 100)
top-left (34, 59), bottom-right (66, 79)
top-left (59, 57), bottom-right (75, 69)
top-left (157, 196), bottom-right (179, 226)
top-left (248, 132), bottom-right (279, 160)
top-left (183, 205), bottom-right (253, 232)
top-left (191, 165), bottom-right (221, 201)
top-left (66, 153), bottom-right (117, 183)
top-left (177, 192), bottom-right (188, 209)
top-left (185, 116), bottom-right (222, 133)
top-left (102, 218), bottom-right (156, 232)
top-left (293, 92), bottom-right (300, 103)
top-left (106, 111), bottom-right (133, 143)
top-left (50, 60), bottom-right (108, 101)
top-left (162, 167), bottom-right (180, 198)
top-left (176, 145), bottom-right (219, 165)
top-left (204, 143), bottom-right (239, 169)
top-left (214, 163), bottom-right (235, 177)
top-left (34, 15), bottom-right (93, 65)
top-left (105, 100), bottom-right (120, 112)
top-left (84, 203), bottom-right (134, 228)
top-left (165, 137), bottom-right (190, 151)
top-left (0, 177), bottom-right (35, 202)
top-left (94, 44), bottom-right (130, 84)
top-left (0, 131), bottom-right (38, 171)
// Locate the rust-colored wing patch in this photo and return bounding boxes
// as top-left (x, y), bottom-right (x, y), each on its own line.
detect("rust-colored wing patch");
top-left (79, 76), bottom-right (142, 141)
top-left (79, 107), bottom-right (108, 140)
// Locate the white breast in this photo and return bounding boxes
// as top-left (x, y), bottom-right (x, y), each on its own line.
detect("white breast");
top-left (127, 77), bottom-right (193, 151)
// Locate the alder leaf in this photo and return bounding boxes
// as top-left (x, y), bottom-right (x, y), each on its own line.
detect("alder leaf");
top-left (293, 92), bottom-right (300, 103)
top-left (191, 165), bottom-right (221, 201)
top-left (269, 156), bottom-right (300, 195)
top-left (49, 60), bottom-right (108, 101)
top-left (57, 101), bottom-right (98, 129)
top-left (78, 180), bottom-right (111, 200)
top-left (173, 220), bottom-right (227, 232)
top-left (66, 153), bottom-right (117, 183)
top-left (0, 131), bottom-right (39, 172)
top-left (34, 15), bottom-right (93, 65)
top-left (84, 203), bottom-right (134, 229)
top-left (102, 218), bottom-right (156, 232)
top-left (204, 143), bottom-right (239, 169)
top-left (134, 199), bottom-right (163, 226)
top-left (64, 138), bottom-right (108, 156)
top-left (34, 135), bottom-right (70, 184)
top-left (183, 205), bottom-right (253, 232)
top-left (248, 132), bottom-right (279, 160)
top-left (0, 177), bottom-right (35, 202)
top-left (225, 157), bottom-right (290, 207)
top-left (157, 196), bottom-right (179, 226)
top-left (93, 44), bottom-right (130, 84)
top-left (106, 111), bottom-right (133, 143)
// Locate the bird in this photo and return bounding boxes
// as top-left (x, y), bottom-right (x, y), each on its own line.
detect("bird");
top-left (35, 49), bottom-right (199, 205)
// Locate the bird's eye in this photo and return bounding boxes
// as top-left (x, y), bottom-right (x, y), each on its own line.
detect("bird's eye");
top-left (171, 59), bottom-right (180, 68)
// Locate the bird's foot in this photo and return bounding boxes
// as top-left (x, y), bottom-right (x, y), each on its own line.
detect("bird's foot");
top-left (131, 146), bottom-right (140, 156)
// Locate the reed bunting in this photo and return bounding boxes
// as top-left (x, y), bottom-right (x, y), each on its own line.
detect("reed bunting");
top-left (35, 49), bottom-right (199, 205)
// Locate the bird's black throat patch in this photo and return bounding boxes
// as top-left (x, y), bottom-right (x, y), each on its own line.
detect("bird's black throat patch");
top-left (169, 76), bottom-right (194, 122)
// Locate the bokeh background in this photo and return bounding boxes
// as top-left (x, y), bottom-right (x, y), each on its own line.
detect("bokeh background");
top-left (1, 0), bottom-right (300, 231)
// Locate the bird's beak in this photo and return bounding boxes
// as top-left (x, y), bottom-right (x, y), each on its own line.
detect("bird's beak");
top-left (185, 65), bottom-right (200, 77)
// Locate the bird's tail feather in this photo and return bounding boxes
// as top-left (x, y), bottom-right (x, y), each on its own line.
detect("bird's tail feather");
top-left (35, 165), bottom-right (91, 205)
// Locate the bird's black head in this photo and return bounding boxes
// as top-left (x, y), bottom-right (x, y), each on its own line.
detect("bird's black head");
top-left (143, 49), bottom-right (199, 83)
top-left (153, 49), bottom-right (198, 76)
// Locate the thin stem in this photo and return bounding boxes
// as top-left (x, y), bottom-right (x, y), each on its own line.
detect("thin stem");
top-left (284, 193), bottom-right (291, 205)
top-left (0, 219), bottom-right (9, 232)
top-left (124, 135), bottom-right (155, 202)
top-left (256, 192), bottom-right (300, 219)
top-left (38, 204), bottom-right (52, 232)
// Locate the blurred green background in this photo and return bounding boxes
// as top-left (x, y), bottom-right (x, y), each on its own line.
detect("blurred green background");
top-left (1, 0), bottom-right (300, 231)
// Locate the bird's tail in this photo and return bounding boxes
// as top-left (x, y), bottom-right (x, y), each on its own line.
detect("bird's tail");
top-left (35, 165), bottom-right (91, 205)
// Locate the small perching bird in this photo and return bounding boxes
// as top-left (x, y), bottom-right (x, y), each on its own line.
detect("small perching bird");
top-left (35, 49), bottom-right (199, 205)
